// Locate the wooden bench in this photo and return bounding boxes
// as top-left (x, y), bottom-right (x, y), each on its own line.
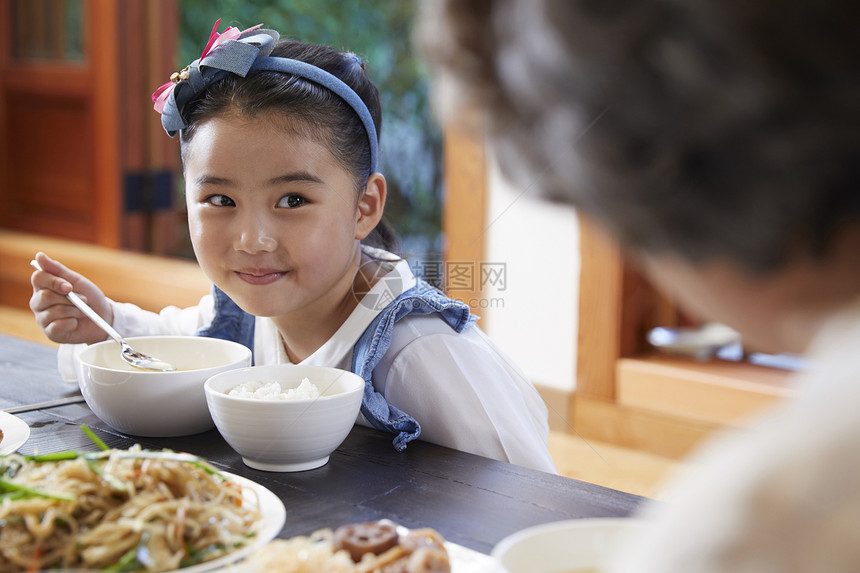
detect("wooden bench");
top-left (0, 230), bottom-right (210, 345)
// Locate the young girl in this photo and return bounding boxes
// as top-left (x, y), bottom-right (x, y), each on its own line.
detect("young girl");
top-left (29, 21), bottom-right (555, 473)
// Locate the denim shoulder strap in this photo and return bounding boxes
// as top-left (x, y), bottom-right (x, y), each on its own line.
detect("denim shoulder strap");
top-left (350, 278), bottom-right (477, 451)
top-left (195, 286), bottom-right (256, 357)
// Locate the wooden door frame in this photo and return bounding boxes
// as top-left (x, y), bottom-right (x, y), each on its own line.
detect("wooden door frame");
top-left (90, 0), bottom-right (121, 247)
top-left (441, 117), bottom-right (488, 323)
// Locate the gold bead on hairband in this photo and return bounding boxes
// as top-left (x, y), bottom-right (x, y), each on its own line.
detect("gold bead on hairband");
top-left (169, 66), bottom-right (191, 84)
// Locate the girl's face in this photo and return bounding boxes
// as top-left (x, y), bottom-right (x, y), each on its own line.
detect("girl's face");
top-left (183, 111), bottom-right (375, 323)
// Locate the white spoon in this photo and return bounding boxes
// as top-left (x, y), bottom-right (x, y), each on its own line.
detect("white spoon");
top-left (30, 260), bottom-right (176, 372)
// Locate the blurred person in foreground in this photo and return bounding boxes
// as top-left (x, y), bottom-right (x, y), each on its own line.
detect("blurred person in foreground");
top-left (419, 1), bottom-right (860, 571)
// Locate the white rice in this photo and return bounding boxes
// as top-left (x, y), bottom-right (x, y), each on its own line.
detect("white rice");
top-left (227, 378), bottom-right (321, 400)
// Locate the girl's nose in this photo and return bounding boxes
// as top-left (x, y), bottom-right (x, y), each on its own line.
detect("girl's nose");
top-left (234, 218), bottom-right (277, 254)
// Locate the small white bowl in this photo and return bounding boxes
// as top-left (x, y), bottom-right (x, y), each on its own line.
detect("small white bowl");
top-left (204, 364), bottom-right (364, 472)
top-left (491, 518), bottom-right (645, 573)
top-left (76, 336), bottom-right (252, 437)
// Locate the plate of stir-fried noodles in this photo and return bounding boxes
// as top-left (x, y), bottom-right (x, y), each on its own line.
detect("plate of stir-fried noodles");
top-left (0, 438), bottom-right (285, 572)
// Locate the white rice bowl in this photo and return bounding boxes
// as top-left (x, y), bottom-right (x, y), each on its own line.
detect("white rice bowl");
top-left (204, 364), bottom-right (364, 472)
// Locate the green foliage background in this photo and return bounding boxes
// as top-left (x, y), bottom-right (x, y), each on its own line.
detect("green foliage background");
top-left (177, 0), bottom-right (443, 257)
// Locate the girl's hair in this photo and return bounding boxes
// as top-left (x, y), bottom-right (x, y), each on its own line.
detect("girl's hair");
top-left (179, 39), bottom-right (398, 253)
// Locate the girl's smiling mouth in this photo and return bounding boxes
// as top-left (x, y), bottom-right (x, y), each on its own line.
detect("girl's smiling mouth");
top-left (235, 269), bottom-right (287, 285)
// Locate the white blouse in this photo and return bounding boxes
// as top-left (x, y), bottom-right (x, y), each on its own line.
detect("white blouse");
top-left (58, 249), bottom-right (556, 473)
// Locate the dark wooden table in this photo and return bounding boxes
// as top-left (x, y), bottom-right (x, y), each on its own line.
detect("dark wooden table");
top-left (0, 333), bottom-right (645, 556)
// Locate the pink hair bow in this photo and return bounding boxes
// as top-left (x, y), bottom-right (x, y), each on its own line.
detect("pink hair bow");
top-left (151, 18), bottom-right (262, 113)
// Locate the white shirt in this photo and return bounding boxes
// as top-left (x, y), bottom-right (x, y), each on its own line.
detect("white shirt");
top-left (58, 248), bottom-right (556, 473)
top-left (609, 295), bottom-right (860, 572)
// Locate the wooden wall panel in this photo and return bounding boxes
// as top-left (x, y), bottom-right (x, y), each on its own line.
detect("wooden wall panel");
top-left (0, 230), bottom-right (209, 312)
top-left (4, 94), bottom-right (94, 240)
top-left (617, 356), bottom-right (792, 426)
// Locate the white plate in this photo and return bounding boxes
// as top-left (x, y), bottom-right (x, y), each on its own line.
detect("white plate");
top-left (17, 470), bottom-right (283, 573)
top-left (172, 472), bottom-right (285, 573)
top-left (446, 541), bottom-right (497, 572)
top-left (0, 411), bottom-right (31, 455)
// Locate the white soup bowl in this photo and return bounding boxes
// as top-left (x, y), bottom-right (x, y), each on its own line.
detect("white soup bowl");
top-left (76, 336), bottom-right (252, 437)
top-left (491, 518), bottom-right (645, 573)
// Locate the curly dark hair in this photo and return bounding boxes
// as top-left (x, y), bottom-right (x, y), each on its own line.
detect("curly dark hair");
top-left (420, 0), bottom-right (860, 272)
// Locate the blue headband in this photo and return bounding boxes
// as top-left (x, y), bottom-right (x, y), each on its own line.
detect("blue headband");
top-left (249, 57), bottom-right (378, 173)
top-left (154, 26), bottom-right (378, 173)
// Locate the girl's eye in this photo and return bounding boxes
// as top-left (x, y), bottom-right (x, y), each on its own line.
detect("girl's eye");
top-left (206, 194), bottom-right (235, 207)
top-left (278, 194), bottom-right (307, 209)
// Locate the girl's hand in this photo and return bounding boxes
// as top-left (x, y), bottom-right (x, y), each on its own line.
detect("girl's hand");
top-left (29, 252), bottom-right (114, 344)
